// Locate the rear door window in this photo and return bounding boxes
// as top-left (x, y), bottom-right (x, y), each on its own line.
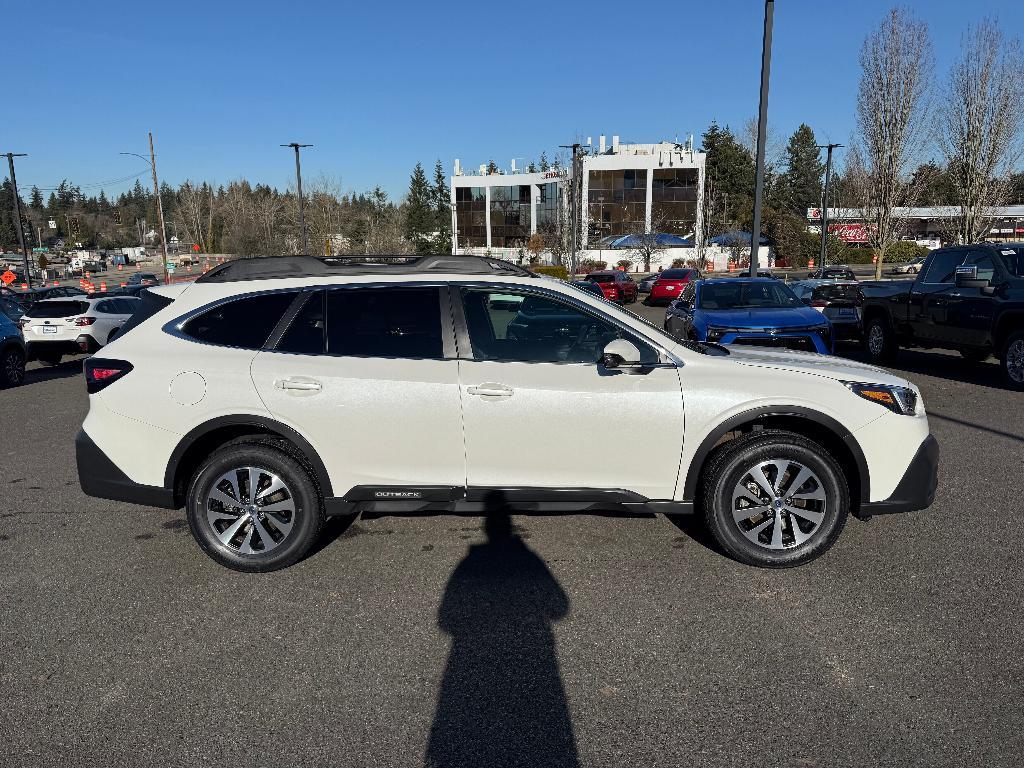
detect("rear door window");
top-left (277, 291), bottom-right (326, 355)
top-left (182, 292), bottom-right (296, 349)
top-left (325, 286), bottom-right (443, 359)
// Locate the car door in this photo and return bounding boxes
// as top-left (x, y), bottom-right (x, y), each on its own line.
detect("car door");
top-left (91, 300), bottom-right (120, 342)
top-left (455, 284), bottom-right (685, 500)
top-left (909, 248), bottom-right (966, 345)
top-left (946, 249), bottom-right (1001, 348)
top-left (250, 285), bottom-right (466, 496)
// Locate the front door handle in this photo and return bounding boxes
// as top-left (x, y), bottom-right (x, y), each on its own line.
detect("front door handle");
top-left (276, 378), bottom-right (322, 392)
top-left (467, 383), bottom-right (514, 398)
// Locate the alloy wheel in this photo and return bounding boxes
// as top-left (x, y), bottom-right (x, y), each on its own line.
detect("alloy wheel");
top-left (205, 466), bottom-right (296, 555)
top-left (1007, 339), bottom-right (1024, 384)
top-left (731, 459), bottom-right (827, 550)
top-left (3, 351), bottom-right (24, 385)
top-left (868, 324), bottom-right (885, 357)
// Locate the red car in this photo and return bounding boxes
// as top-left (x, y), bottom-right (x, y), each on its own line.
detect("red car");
top-left (584, 271), bottom-right (638, 304)
top-left (646, 268), bottom-right (700, 306)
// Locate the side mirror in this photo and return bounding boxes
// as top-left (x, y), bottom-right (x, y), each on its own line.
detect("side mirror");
top-left (955, 265), bottom-right (992, 289)
top-left (601, 338), bottom-right (642, 369)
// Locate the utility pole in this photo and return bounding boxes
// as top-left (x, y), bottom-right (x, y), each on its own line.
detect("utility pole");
top-left (282, 143), bottom-right (312, 254)
top-left (148, 133), bottom-right (170, 283)
top-left (749, 0), bottom-right (774, 277)
top-left (4, 152), bottom-right (32, 288)
top-left (816, 143), bottom-right (843, 268)
top-left (559, 143), bottom-right (585, 276)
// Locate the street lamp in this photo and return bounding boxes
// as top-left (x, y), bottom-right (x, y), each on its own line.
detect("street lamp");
top-left (120, 132), bottom-right (169, 283)
top-left (749, 0), bottom-right (774, 277)
top-left (281, 143), bottom-right (312, 254)
top-left (816, 143), bottom-right (843, 268)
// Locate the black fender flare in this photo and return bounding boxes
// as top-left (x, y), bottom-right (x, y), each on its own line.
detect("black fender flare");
top-left (164, 414), bottom-right (334, 497)
top-left (681, 406), bottom-right (870, 504)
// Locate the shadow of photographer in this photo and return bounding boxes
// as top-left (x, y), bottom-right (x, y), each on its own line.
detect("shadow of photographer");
top-left (425, 492), bottom-right (579, 768)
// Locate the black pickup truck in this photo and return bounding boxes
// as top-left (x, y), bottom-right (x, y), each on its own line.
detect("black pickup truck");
top-left (860, 243), bottom-right (1024, 389)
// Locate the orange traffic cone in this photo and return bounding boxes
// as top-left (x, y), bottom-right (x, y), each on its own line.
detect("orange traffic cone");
top-left (100, 281), bottom-right (107, 291)
top-left (118, 263), bottom-right (123, 271)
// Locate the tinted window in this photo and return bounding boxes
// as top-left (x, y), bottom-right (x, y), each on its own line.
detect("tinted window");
top-left (278, 291), bottom-right (326, 355)
top-left (461, 288), bottom-right (652, 364)
top-left (116, 298), bottom-right (140, 314)
top-left (964, 250), bottom-right (996, 282)
top-left (811, 284), bottom-right (861, 302)
top-left (325, 287), bottom-right (442, 359)
top-left (183, 292), bottom-right (295, 349)
top-left (586, 273), bottom-right (616, 284)
top-left (996, 247), bottom-right (1024, 276)
top-left (95, 301), bottom-right (114, 313)
top-left (923, 250), bottom-right (966, 283)
top-left (26, 300), bottom-right (90, 318)
top-left (660, 269), bottom-right (693, 279)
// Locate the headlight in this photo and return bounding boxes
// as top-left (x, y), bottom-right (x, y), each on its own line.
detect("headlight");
top-left (706, 326), bottom-right (727, 342)
top-left (843, 382), bottom-right (918, 415)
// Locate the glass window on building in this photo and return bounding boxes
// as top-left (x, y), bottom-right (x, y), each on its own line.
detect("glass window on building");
top-left (652, 168), bottom-right (698, 236)
top-left (455, 186), bottom-right (487, 247)
top-left (535, 182), bottom-right (560, 236)
top-left (587, 169), bottom-right (647, 243)
top-left (489, 185), bottom-right (532, 248)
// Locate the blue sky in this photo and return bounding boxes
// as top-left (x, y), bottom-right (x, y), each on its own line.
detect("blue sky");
top-left (7, 0), bottom-right (1022, 199)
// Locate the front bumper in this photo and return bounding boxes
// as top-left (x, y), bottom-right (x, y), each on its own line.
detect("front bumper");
top-left (76, 429), bottom-right (177, 508)
top-left (861, 434), bottom-right (939, 515)
top-left (715, 330), bottom-right (833, 354)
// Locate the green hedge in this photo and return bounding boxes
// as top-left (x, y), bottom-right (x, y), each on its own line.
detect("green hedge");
top-left (532, 265), bottom-right (569, 280)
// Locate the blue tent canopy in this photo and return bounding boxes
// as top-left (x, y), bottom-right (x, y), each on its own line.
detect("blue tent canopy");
top-left (709, 230), bottom-right (770, 246)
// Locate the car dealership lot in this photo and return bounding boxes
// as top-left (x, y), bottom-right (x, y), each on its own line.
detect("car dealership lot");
top-left (1, 336), bottom-right (1022, 766)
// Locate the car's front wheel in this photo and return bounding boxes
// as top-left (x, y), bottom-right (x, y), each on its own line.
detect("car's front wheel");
top-left (864, 316), bottom-right (897, 362)
top-left (1002, 331), bottom-right (1024, 391)
top-left (0, 346), bottom-right (25, 388)
top-left (186, 441), bottom-right (324, 572)
top-left (702, 430), bottom-right (849, 568)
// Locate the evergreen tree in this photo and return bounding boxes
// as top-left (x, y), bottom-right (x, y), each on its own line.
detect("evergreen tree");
top-left (29, 186), bottom-right (44, 211)
top-left (700, 122), bottom-right (756, 232)
top-left (404, 163), bottom-right (435, 254)
top-left (538, 152), bottom-right (549, 171)
top-left (909, 162), bottom-right (955, 206)
top-left (47, 192), bottom-right (59, 212)
top-left (778, 124), bottom-right (824, 216)
top-left (527, 161), bottom-right (537, 173)
top-left (432, 159), bottom-right (452, 253)
top-left (486, 160), bottom-right (498, 174)
top-left (0, 180), bottom-right (17, 249)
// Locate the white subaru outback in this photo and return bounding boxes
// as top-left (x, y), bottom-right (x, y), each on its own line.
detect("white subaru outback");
top-left (76, 256), bottom-right (938, 572)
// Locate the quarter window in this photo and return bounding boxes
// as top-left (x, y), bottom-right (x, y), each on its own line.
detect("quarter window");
top-left (182, 292), bottom-right (296, 349)
top-left (325, 287), bottom-right (443, 359)
top-left (461, 288), bottom-right (653, 364)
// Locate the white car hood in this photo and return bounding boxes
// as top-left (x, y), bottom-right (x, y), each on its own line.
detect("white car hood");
top-left (702, 344), bottom-right (911, 387)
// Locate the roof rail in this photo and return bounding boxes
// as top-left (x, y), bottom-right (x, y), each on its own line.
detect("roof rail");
top-left (195, 254), bottom-right (537, 283)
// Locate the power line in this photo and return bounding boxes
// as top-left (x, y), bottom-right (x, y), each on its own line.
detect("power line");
top-left (19, 168), bottom-right (151, 192)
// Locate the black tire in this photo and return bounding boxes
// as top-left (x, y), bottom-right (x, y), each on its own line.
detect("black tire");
top-left (959, 348), bottom-right (989, 363)
top-left (701, 430), bottom-right (849, 568)
top-left (1001, 331), bottom-right (1024, 391)
top-left (0, 346), bottom-right (25, 388)
top-left (864, 316), bottom-right (897, 362)
top-left (186, 441), bottom-right (324, 572)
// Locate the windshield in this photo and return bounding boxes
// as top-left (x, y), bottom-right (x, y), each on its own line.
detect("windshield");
top-left (26, 300), bottom-right (90, 318)
top-left (997, 247), bottom-right (1024, 276)
top-left (586, 274), bottom-right (616, 284)
top-left (699, 281), bottom-right (802, 310)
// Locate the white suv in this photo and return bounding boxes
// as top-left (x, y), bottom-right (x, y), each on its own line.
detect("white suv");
top-left (76, 255), bottom-right (938, 571)
top-left (22, 295), bottom-right (140, 364)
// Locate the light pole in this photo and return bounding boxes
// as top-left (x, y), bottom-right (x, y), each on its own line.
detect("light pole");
top-left (816, 143), bottom-right (843, 268)
top-left (120, 132), bottom-right (169, 283)
top-left (281, 143), bottom-right (312, 254)
top-left (3, 152), bottom-right (32, 288)
top-left (749, 0), bottom-right (774, 277)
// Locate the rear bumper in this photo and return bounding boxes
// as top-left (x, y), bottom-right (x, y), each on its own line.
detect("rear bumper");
top-left (26, 336), bottom-right (96, 357)
top-left (861, 434), bottom-right (939, 515)
top-left (76, 429), bottom-right (177, 508)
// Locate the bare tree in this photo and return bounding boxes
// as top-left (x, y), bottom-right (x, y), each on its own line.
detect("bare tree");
top-left (177, 181), bottom-right (214, 252)
top-left (854, 7), bottom-right (934, 279)
top-left (940, 18), bottom-right (1024, 244)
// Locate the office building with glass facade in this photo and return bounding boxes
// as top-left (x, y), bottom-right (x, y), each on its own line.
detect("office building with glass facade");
top-left (450, 139), bottom-right (705, 266)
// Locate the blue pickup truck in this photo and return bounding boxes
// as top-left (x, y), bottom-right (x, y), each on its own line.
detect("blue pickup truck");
top-left (859, 243), bottom-right (1024, 389)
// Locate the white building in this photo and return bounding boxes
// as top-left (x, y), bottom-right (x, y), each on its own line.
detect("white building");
top-left (450, 135), bottom-right (709, 270)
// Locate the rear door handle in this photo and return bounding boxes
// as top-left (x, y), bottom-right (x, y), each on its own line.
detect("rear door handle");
top-left (467, 383), bottom-right (514, 398)
top-left (276, 377), bottom-right (322, 392)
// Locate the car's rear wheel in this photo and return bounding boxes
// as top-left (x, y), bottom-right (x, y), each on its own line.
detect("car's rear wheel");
top-left (1002, 331), bottom-right (1024, 391)
top-left (0, 346), bottom-right (25, 388)
top-left (702, 430), bottom-right (849, 568)
top-left (186, 441), bottom-right (324, 572)
top-left (864, 316), bottom-right (897, 362)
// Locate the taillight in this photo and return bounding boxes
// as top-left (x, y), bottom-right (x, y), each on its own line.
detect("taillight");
top-left (75, 316), bottom-right (96, 326)
top-left (810, 300), bottom-right (829, 308)
top-left (84, 358), bottom-right (133, 394)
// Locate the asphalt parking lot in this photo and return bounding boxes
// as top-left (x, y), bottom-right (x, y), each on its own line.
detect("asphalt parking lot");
top-left (2, 302), bottom-right (1023, 767)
